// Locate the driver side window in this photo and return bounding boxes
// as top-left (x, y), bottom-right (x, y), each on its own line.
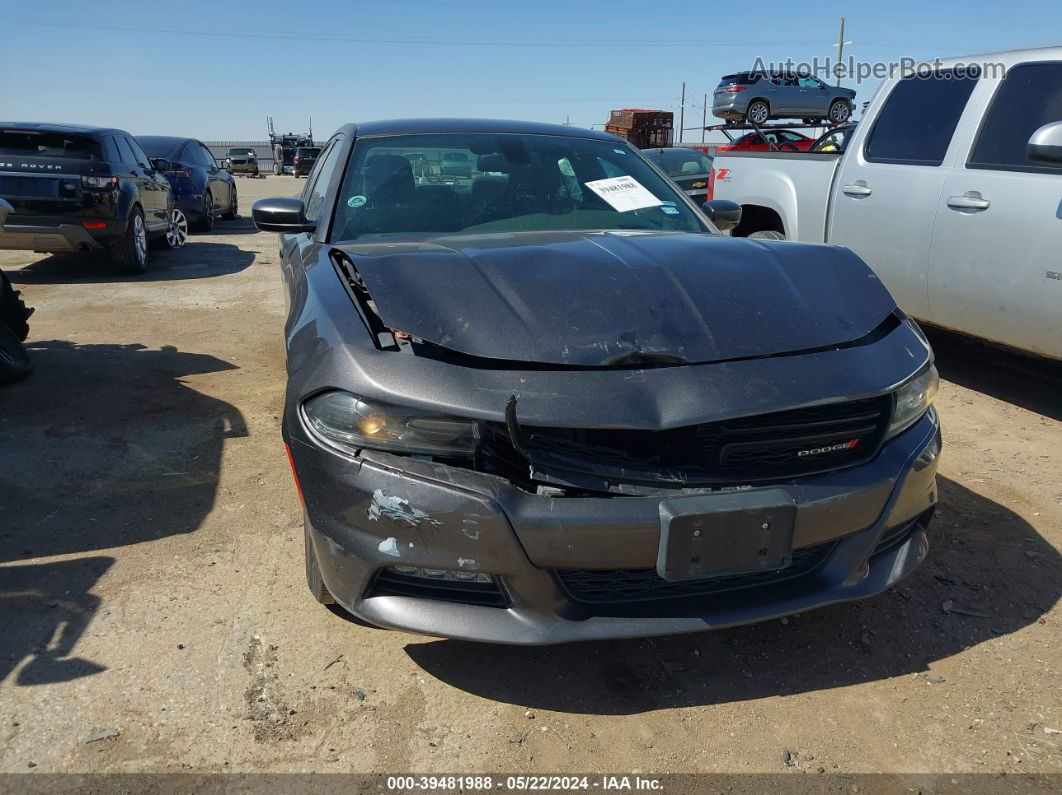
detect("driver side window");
top-left (304, 138), bottom-right (344, 221)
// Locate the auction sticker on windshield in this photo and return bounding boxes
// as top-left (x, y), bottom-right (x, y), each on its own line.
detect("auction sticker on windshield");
top-left (584, 176), bottom-right (662, 212)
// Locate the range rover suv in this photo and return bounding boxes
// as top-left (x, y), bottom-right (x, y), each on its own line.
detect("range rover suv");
top-left (0, 122), bottom-right (187, 274)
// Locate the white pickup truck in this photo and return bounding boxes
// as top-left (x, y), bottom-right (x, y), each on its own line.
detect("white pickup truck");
top-left (711, 46), bottom-right (1062, 360)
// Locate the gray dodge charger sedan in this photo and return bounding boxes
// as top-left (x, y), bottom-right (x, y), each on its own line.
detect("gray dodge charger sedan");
top-left (252, 118), bottom-right (940, 645)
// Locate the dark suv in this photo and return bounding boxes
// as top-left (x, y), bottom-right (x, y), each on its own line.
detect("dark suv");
top-left (292, 147), bottom-right (320, 178)
top-left (0, 122), bottom-right (186, 273)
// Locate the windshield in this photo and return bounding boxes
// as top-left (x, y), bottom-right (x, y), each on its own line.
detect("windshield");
top-left (331, 132), bottom-right (710, 241)
top-left (228, 148), bottom-right (254, 156)
top-left (811, 126), bottom-right (854, 153)
top-left (643, 148), bottom-right (712, 177)
top-left (0, 130), bottom-right (101, 160)
top-left (297, 148), bottom-right (320, 157)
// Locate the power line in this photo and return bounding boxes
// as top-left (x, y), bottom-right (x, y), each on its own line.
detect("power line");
top-left (2, 18), bottom-right (839, 48)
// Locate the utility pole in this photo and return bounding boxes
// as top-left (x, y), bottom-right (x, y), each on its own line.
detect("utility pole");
top-left (678, 81), bottom-right (686, 146)
top-left (701, 93), bottom-right (707, 144)
top-left (833, 17), bottom-right (852, 86)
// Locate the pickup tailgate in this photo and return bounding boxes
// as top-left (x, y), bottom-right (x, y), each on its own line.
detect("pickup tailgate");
top-left (711, 151), bottom-right (842, 242)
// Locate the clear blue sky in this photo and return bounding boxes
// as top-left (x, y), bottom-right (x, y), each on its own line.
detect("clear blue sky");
top-left (2, 0), bottom-right (1058, 142)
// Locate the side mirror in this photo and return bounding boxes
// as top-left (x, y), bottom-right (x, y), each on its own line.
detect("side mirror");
top-left (251, 197), bottom-right (316, 233)
top-left (702, 199), bottom-right (742, 232)
top-left (151, 158), bottom-right (172, 173)
top-left (1027, 121), bottom-right (1062, 166)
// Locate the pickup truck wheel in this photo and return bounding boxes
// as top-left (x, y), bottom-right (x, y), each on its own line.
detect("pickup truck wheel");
top-left (746, 100), bottom-right (770, 125)
top-left (748, 230), bottom-right (786, 240)
top-left (0, 321), bottom-right (32, 386)
top-left (829, 100), bottom-right (852, 124)
top-left (110, 208), bottom-right (149, 274)
top-left (272, 163), bottom-right (281, 176)
top-left (304, 525), bottom-right (335, 605)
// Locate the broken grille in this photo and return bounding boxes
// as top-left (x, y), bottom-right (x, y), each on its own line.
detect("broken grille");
top-left (483, 395), bottom-right (892, 488)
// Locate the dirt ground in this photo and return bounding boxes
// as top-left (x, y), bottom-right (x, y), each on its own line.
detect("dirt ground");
top-left (0, 175), bottom-right (1059, 778)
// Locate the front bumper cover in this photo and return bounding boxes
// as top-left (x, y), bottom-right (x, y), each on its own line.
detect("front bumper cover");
top-left (293, 407), bottom-right (940, 645)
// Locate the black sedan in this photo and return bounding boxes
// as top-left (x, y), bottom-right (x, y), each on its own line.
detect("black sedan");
top-left (641, 146), bottom-right (713, 203)
top-left (251, 119), bottom-right (939, 645)
top-left (136, 136), bottom-right (237, 230)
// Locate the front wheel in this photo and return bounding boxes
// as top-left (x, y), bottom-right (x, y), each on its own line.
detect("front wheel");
top-left (748, 230), bottom-right (786, 240)
top-left (109, 207), bottom-right (148, 274)
top-left (272, 163), bottom-right (281, 176)
top-left (162, 207), bottom-right (188, 249)
top-left (198, 191), bottom-right (215, 231)
top-left (828, 100), bottom-right (852, 124)
top-left (304, 525), bottom-right (335, 605)
top-left (746, 100), bottom-right (770, 125)
top-left (222, 185), bottom-right (237, 219)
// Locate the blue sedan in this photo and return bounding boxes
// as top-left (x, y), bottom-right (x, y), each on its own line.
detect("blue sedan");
top-left (136, 136), bottom-right (237, 230)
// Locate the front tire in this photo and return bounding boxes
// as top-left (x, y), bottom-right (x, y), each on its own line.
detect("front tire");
top-left (828, 100), bottom-right (852, 124)
top-left (109, 207), bottom-right (148, 274)
top-left (160, 208), bottom-right (188, 249)
top-left (748, 229), bottom-right (786, 240)
top-left (305, 525), bottom-right (335, 605)
top-left (272, 162), bottom-right (281, 176)
top-left (198, 191), bottom-right (215, 231)
top-left (222, 185), bottom-right (237, 219)
top-left (746, 100), bottom-right (770, 125)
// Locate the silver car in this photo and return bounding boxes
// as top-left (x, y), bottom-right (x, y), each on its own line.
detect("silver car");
top-left (713, 71), bottom-right (856, 125)
top-left (224, 147), bottom-right (259, 176)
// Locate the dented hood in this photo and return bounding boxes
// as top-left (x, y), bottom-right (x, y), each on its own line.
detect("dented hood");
top-left (337, 231), bottom-right (896, 366)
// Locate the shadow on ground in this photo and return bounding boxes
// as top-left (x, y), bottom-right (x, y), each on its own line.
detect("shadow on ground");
top-left (0, 340), bottom-right (247, 558)
top-left (0, 558), bottom-right (113, 686)
top-left (404, 476), bottom-right (1059, 713)
top-left (7, 238), bottom-right (255, 284)
top-left (924, 325), bottom-right (1062, 421)
top-left (0, 340), bottom-right (247, 684)
top-left (196, 216), bottom-right (261, 236)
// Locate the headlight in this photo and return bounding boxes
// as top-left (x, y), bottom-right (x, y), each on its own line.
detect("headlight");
top-left (887, 364), bottom-right (938, 438)
top-left (303, 391), bottom-right (480, 457)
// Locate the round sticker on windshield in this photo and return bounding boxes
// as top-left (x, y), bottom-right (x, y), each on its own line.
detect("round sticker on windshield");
top-left (347, 195), bottom-right (367, 208)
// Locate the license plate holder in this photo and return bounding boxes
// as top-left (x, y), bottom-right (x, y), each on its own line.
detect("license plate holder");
top-left (657, 489), bottom-right (796, 582)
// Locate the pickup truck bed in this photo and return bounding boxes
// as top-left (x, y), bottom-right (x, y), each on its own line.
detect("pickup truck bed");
top-left (713, 151), bottom-right (841, 242)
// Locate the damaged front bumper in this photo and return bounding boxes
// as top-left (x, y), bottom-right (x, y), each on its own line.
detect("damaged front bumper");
top-left (290, 406), bottom-right (940, 645)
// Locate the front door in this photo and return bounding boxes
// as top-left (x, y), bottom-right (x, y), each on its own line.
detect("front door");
top-left (827, 69), bottom-right (980, 319)
top-left (927, 61), bottom-right (1062, 358)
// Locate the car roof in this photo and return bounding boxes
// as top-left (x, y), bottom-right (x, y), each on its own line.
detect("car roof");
top-left (0, 121), bottom-right (130, 137)
top-left (346, 118), bottom-right (617, 141)
top-left (136, 135), bottom-right (192, 147)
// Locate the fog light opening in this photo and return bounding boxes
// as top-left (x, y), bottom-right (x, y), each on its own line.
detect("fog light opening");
top-left (389, 566), bottom-right (492, 584)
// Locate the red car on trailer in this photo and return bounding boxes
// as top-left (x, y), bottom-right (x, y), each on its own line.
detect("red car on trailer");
top-left (716, 129), bottom-right (815, 153)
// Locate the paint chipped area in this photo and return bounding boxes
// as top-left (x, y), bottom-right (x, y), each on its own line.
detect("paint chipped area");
top-left (367, 488), bottom-right (442, 527)
top-left (457, 557), bottom-right (478, 569)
